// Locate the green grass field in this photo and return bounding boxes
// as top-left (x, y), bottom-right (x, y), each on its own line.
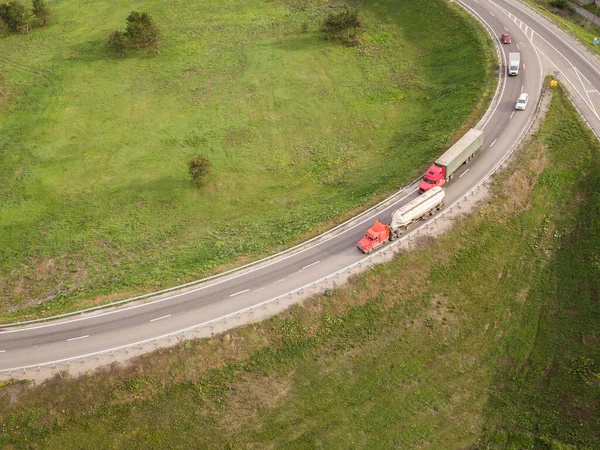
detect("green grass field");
top-left (1, 86), bottom-right (598, 448)
top-left (0, 0), bottom-right (495, 318)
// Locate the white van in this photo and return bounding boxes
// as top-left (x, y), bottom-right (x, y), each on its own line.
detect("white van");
top-left (515, 93), bottom-right (528, 110)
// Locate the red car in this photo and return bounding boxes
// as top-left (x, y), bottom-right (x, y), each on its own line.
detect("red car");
top-left (501, 33), bottom-right (511, 44)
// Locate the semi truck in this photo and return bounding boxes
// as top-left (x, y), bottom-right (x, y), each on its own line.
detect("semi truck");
top-left (418, 128), bottom-right (483, 194)
top-left (357, 187), bottom-right (445, 253)
top-left (508, 52), bottom-right (520, 76)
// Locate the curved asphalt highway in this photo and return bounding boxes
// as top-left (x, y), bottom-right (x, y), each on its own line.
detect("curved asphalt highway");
top-left (1, 0), bottom-right (598, 374)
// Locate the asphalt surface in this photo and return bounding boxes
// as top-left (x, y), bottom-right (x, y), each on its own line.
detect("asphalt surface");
top-left (1, 0), bottom-right (599, 373)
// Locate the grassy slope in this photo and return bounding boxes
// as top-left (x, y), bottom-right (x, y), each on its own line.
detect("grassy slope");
top-left (0, 0), bottom-right (495, 318)
top-left (0, 87), bottom-right (598, 448)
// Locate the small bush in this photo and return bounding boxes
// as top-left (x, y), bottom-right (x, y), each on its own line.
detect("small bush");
top-left (125, 11), bottom-right (161, 50)
top-left (106, 11), bottom-right (162, 55)
top-left (107, 30), bottom-right (127, 56)
top-left (0, 16), bottom-right (8, 36)
top-left (0, 0), bottom-right (31, 32)
top-left (31, 0), bottom-right (50, 26)
top-left (188, 154), bottom-right (211, 186)
top-left (322, 8), bottom-right (363, 46)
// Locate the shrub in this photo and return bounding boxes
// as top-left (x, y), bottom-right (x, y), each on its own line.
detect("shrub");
top-left (322, 8), bottom-right (362, 45)
top-left (31, 0), bottom-right (50, 26)
top-left (107, 30), bottom-right (127, 56)
top-left (125, 11), bottom-right (161, 50)
top-left (0, 16), bottom-right (8, 36)
top-left (0, 0), bottom-right (31, 32)
top-left (188, 155), bottom-right (211, 186)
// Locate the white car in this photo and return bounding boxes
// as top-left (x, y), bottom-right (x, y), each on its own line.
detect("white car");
top-left (515, 93), bottom-right (528, 110)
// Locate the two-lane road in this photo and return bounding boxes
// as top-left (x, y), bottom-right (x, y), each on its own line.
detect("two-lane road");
top-left (3, 0), bottom-right (598, 376)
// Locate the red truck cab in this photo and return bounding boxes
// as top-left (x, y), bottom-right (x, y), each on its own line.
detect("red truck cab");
top-left (418, 164), bottom-right (445, 193)
top-left (357, 220), bottom-right (390, 253)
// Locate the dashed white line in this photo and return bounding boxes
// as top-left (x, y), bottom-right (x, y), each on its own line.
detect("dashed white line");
top-left (521, 85), bottom-right (524, 92)
top-left (504, 26), bottom-right (508, 31)
top-left (516, 44), bottom-right (520, 50)
top-left (523, 63), bottom-right (526, 71)
top-left (274, 279), bottom-right (286, 284)
top-left (490, 138), bottom-right (498, 148)
top-left (301, 261), bottom-right (321, 270)
top-left (150, 314), bottom-right (171, 322)
top-left (67, 335), bottom-right (89, 342)
top-left (230, 289), bottom-right (249, 297)
top-left (460, 169), bottom-right (469, 178)
top-left (490, 11), bottom-right (494, 17)
top-left (510, 111), bottom-right (515, 119)
top-left (255, 287), bottom-right (266, 292)
top-left (0, 350), bottom-right (5, 353)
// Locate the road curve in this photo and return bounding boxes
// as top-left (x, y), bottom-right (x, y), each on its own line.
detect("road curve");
top-left (1, 0), bottom-right (597, 376)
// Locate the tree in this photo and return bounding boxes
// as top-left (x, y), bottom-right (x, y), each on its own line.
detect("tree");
top-left (0, 0), bottom-right (31, 32)
top-left (107, 30), bottom-right (127, 56)
top-left (125, 11), bottom-right (160, 50)
top-left (188, 155), bottom-right (211, 186)
top-left (31, 0), bottom-right (50, 26)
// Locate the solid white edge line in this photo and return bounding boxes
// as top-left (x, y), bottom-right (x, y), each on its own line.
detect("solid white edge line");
top-left (490, 138), bottom-right (498, 147)
top-left (150, 314), bottom-right (171, 322)
top-left (301, 261), bottom-right (321, 270)
top-left (460, 169), bottom-right (469, 178)
top-left (0, 185), bottom-right (420, 335)
top-left (230, 289), bottom-right (249, 298)
top-left (67, 335), bottom-right (89, 342)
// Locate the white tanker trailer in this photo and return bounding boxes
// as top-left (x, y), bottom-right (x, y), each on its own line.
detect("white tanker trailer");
top-left (357, 187), bottom-right (446, 253)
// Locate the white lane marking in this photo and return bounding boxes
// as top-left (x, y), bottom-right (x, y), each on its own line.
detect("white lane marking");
top-left (490, 11), bottom-right (494, 17)
top-left (301, 261), bottom-right (321, 270)
top-left (0, 182), bottom-right (420, 337)
top-left (491, 0), bottom-right (600, 86)
top-left (460, 169), bottom-right (469, 178)
top-left (574, 67), bottom-right (598, 116)
top-left (0, 350), bottom-right (5, 353)
top-left (230, 289), bottom-right (249, 298)
top-left (490, 138), bottom-right (498, 148)
top-left (504, 26), bottom-right (508, 31)
top-left (510, 111), bottom-right (515, 119)
top-left (274, 279), bottom-right (286, 283)
top-left (255, 287), bottom-right (266, 292)
top-left (587, 89), bottom-right (599, 94)
top-left (535, 46), bottom-right (600, 121)
top-left (523, 63), bottom-right (526, 71)
top-left (67, 335), bottom-right (89, 342)
top-left (457, 1), bottom-right (507, 131)
top-left (150, 314), bottom-right (171, 322)
top-left (516, 44), bottom-right (520, 50)
top-left (521, 85), bottom-right (524, 92)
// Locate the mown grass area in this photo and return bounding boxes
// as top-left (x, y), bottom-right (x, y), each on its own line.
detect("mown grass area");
top-left (0, 0), bottom-right (496, 319)
top-left (1, 86), bottom-right (598, 448)
top-left (523, 0), bottom-right (600, 54)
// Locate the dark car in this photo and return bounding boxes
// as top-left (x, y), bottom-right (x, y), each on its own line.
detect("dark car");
top-left (501, 33), bottom-right (511, 44)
